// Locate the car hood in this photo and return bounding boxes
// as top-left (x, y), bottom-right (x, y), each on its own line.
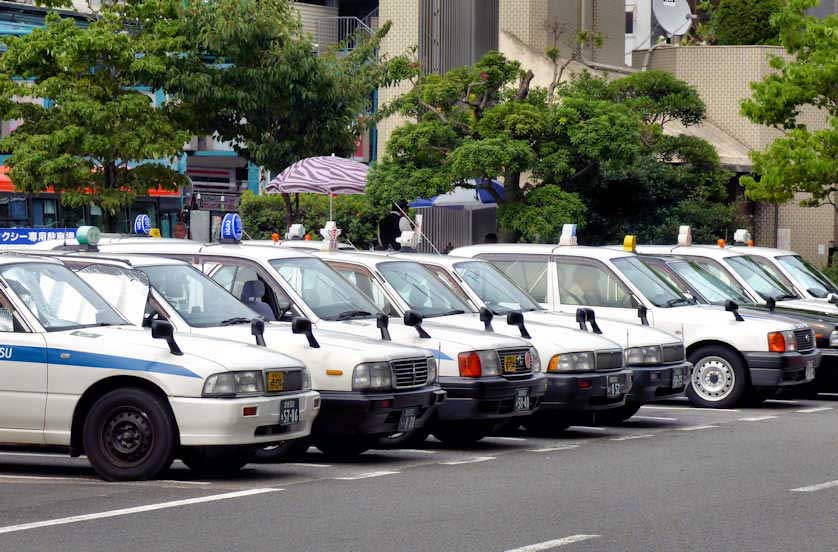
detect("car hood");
top-left (770, 298), bottom-right (838, 318)
top-left (523, 311), bottom-right (680, 348)
top-left (655, 304), bottom-right (804, 331)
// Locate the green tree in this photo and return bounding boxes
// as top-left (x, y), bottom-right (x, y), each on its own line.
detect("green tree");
top-left (0, 9), bottom-right (190, 213)
top-left (711, 0), bottom-right (783, 45)
top-left (740, 0), bottom-right (838, 210)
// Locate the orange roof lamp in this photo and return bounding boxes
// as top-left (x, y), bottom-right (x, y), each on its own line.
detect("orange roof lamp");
top-left (717, 239), bottom-right (726, 248)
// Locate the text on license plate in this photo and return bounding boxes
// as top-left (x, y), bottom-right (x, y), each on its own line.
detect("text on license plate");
top-left (607, 376), bottom-right (625, 398)
top-left (267, 372), bottom-right (285, 392)
top-left (806, 360), bottom-right (816, 380)
top-left (398, 407), bottom-right (418, 432)
top-left (503, 355), bottom-right (519, 373)
top-left (279, 398), bottom-right (299, 425)
top-left (514, 389), bottom-right (530, 411)
top-left (672, 370), bottom-right (684, 388)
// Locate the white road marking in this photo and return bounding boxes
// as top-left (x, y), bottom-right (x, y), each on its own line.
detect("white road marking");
top-left (676, 425), bottom-right (718, 431)
top-left (527, 444), bottom-right (580, 453)
top-left (333, 471), bottom-right (400, 480)
top-left (790, 480), bottom-right (838, 493)
top-left (795, 406), bottom-right (833, 414)
top-left (642, 405), bottom-right (739, 412)
top-left (490, 436), bottom-right (528, 442)
top-left (397, 449), bottom-right (437, 454)
top-left (610, 434), bottom-right (656, 441)
top-left (765, 399), bottom-right (801, 405)
top-left (505, 534), bottom-right (601, 551)
top-left (738, 415), bottom-right (778, 422)
top-left (818, 392), bottom-right (838, 396)
top-left (283, 462), bottom-right (333, 468)
top-left (0, 452), bottom-right (79, 459)
top-left (0, 474), bottom-right (96, 483)
top-left (569, 426), bottom-right (606, 431)
top-left (0, 488), bottom-right (280, 535)
top-left (439, 456), bottom-right (496, 466)
top-left (631, 415), bottom-right (678, 422)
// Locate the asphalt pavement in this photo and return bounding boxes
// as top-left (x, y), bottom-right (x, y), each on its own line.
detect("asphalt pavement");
top-left (1, 395), bottom-right (837, 552)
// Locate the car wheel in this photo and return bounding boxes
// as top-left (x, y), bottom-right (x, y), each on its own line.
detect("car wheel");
top-left (314, 437), bottom-right (373, 457)
top-left (593, 403), bottom-right (642, 425)
top-left (180, 447), bottom-right (253, 475)
top-left (521, 414), bottom-right (571, 436)
top-left (82, 388), bottom-right (176, 481)
top-left (686, 346), bottom-right (748, 408)
top-left (252, 438), bottom-right (311, 462)
top-left (431, 421), bottom-right (495, 445)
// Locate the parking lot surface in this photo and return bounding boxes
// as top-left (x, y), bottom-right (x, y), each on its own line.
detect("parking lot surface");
top-left (1, 396), bottom-right (837, 551)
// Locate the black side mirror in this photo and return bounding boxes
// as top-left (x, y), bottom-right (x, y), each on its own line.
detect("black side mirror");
top-left (506, 310), bottom-right (531, 339)
top-left (376, 313), bottom-right (391, 341)
top-left (575, 308), bottom-right (588, 331)
top-left (403, 310), bottom-right (431, 339)
top-left (583, 308), bottom-right (602, 334)
top-left (725, 300), bottom-right (744, 322)
top-left (766, 296), bottom-right (776, 313)
top-left (827, 293), bottom-right (838, 305)
top-left (808, 287), bottom-right (827, 299)
top-left (637, 305), bottom-right (649, 326)
top-left (479, 307), bottom-right (494, 332)
top-left (251, 318), bottom-right (266, 347)
top-left (292, 317), bottom-right (320, 348)
top-left (151, 320), bottom-right (183, 356)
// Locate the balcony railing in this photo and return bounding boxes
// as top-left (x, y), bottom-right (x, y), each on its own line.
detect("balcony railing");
top-left (314, 16), bottom-right (372, 54)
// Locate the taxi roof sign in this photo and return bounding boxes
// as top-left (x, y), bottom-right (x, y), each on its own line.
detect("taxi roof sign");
top-left (733, 228), bottom-right (751, 245)
top-left (677, 225), bottom-right (692, 247)
top-left (77, 226), bottom-right (101, 247)
top-left (623, 235), bottom-right (637, 252)
top-left (133, 214), bottom-right (151, 236)
top-left (559, 224), bottom-right (577, 246)
top-left (220, 213), bottom-right (243, 242)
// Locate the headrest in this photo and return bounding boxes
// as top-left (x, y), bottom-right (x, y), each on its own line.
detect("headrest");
top-left (241, 280), bottom-right (266, 302)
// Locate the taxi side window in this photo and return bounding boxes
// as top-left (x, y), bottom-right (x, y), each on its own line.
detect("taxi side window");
top-left (424, 265), bottom-right (473, 305)
top-left (208, 261), bottom-right (297, 321)
top-left (489, 259), bottom-right (549, 303)
top-left (0, 292), bottom-right (25, 333)
top-left (554, 258), bottom-right (633, 308)
top-left (212, 265), bottom-right (237, 293)
top-left (331, 263), bottom-right (397, 316)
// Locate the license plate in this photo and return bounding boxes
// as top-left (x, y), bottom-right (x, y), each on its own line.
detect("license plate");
top-left (398, 407), bottom-right (418, 432)
top-left (503, 355), bottom-right (519, 373)
top-left (514, 389), bottom-right (530, 411)
top-left (279, 398), bottom-right (299, 425)
top-left (607, 375), bottom-right (625, 398)
top-left (267, 372), bottom-right (285, 393)
top-left (806, 360), bottom-right (816, 380)
top-left (672, 370), bottom-right (684, 389)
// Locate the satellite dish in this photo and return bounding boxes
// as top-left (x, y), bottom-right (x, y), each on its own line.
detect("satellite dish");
top-left (652, 0), bottom-right (693, 36)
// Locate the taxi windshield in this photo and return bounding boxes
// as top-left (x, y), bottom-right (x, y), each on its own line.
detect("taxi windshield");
top-left (269, 257), bottom-right (380, 320)
top-left (377, 261), bottom-right (472, 318)
top-left (725, 255), bottom-right (799, 301)
top-left (663, 259), bottom-right (754, 305)
top-left (611, 256), bottom-right (692, 307)
top-left (453, 261), bottom-right (540, 314)
top-left (776, 255), bottom-right (838, 298)
top-left (0, 262), bottom-right (127, 331)
top-left (141, 265), bottom-right (259, 327)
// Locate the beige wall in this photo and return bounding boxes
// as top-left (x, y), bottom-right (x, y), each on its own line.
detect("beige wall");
top-left (294, 2), bottom-right (339, 42)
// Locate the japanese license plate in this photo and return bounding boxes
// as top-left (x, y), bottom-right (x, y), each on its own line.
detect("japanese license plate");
top-left (514, 388), bottom-right (530, 411)
top-left (279, 398), bottom-right (299, 426)
top-left (672, 370), bottom-right (684, 389)
top-left (398, 407), bottom-right (418, 432)
top-left (503, 355), bottom-right (519, 373)
top-left (267, 371), bottom-right (285, 393)
top-left (607, 375), bottom-right (625, 398)
top-left (805, 360), bottom-right (816, 380)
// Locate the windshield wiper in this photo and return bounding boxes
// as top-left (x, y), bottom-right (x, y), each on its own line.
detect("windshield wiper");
top-left (665, 297), bottom-right (692, 307)
top-left (220, 317), bottom-right (251, 326)
top-left (774, 294), bottom-right (798, 301)
top-left (336, 310), bottom-right (373, 320)
top-left (437, 309), bottom-right (466, 316)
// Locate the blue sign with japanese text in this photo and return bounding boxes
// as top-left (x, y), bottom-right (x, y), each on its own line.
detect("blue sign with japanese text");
top-left (0, 228), bottom-right (77, 245)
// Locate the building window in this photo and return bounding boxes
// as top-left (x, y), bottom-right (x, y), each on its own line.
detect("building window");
top-left (625, 10), bottom-right (635, 34)
top-left (0, 196), bottom-right (28, 226)
top-left (32, 198), bottom-right (57, 227)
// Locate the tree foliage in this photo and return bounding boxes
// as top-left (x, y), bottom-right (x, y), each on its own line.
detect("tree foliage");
top-left (0, 7), bottom-right (190, 212)
top-left (740, 0), bottom-right (838, 208)
top-left (711, 0), bottom-right (783, 46)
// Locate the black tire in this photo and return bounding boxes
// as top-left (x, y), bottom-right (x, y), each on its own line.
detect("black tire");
top-left (593, 403), bottom-right (642, 425)
top-left (314, 437), bottom-right (373, 457)
top-left (521, 415), bottom-right (571, 436)
top-left (82, 387), bottom-right (176, 481)
top-left (686, 346), bottom-right (748, 408)
top-left (253, 438), bottom-right (311, 462)
top-left (431, 421), bottom-right (494, 445)
top-left (377, 428), bottom-right (430, 449)
top-left (180, 447), bottom-right (252, 475)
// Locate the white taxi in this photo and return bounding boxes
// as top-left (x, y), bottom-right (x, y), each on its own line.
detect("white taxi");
top-left (452, 233), bottom-right (820, 408)
top-left (0, 254), bottom-right (318, 480)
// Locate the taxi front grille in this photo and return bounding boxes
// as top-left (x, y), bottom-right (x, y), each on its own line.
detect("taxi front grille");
top-left (498, 348), bottom-right (532, 375)
top-left (662, 344), bottom-right (686, 363)
top-left (595, 350), bottom-right (624, 371)
top-left (391, 358), bottom-right (429, 389)
top-left (264, 370), bottom-right (304, 394)
top-left (795, 329), bottom-right (815, 353)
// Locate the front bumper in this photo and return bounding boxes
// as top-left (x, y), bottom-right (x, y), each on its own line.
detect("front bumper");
top-left (744, 350), bottom-right (821, 387)
top-left (539, 369), bottom-right (633, 412)
top-left (627, 361), bottom-right (692, 404)
top-left (172, 390), bottom-right (320, 446)
top-left (314, 386), bottom-right (445, 438)
top-left (437, 373), bottom-right (547, 421)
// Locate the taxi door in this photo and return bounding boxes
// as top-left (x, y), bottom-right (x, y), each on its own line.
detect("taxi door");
top-left (0, 288), bottom-right (48, 442)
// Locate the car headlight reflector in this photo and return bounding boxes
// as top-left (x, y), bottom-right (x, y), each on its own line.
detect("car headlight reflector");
top-left (547, 351), bottom-right (595, 372)
top-left (528, 347), bottom-right (542, 372)
top-left (768, 330), bottom-right (796, 353)
top-left (427, 357), bottom-right (438, 383)
top-left (203, 371), bottom-right (265, 397)
top-left (624, 346), bottom-right (662, 365)
top-left (352, 362), bottom-right (392, 391)
top-left (458, 350), bottom-right (500, 377)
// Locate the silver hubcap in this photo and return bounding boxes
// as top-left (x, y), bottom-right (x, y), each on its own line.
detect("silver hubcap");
top-left (692, 356), bottom-right (735, 402)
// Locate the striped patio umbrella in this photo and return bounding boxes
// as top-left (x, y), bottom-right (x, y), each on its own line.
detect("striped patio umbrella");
top-left (266, 155), bottom-right (369, 219)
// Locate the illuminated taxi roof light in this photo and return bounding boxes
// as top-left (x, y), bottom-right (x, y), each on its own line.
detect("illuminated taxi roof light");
top-left (623, 235), bottom-right (637, 253)
top-left (559, 224), bottom-right (577, 246)
top-left (717, 239), bottom-right (726, 248)
top-left (677, 225), bottom-right (692, 247)
top-left (76, 226), bottom-right (101, 246)
top-left (733, 228), bottom-right (751, 246)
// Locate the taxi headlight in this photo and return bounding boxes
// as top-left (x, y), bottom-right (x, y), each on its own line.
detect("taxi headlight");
top-left (352, 362), bottom-right (392, 391)
top-left (302, 369), bottom-right (312, 391)
top-left (547, 351), bottom-right (595, 372)
top-left (625, 346), bottom-right (662, 365)
top-left (458, 350), bottom-right (500, 377)
top-left (426, 357), bottom-right (438, 384)
top-left (829, 330), bottom-right (838, 348)
top-left (768, 330), bottom-right (796, 353)
top-left (202, 371), bottom-right (264, 397)
top-left (528, 347), bottom-right (542, 372)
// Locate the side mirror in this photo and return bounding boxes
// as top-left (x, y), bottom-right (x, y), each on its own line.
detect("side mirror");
top-left (575, 308), bottom-right (588, 331)
top-left (808, 287), bottom-right (828, 299)
top-left (725, 300), bottom-right (744, 322)
top-left (637, 305), bottom-right (649, 326)
top-left (827, 293), bottom-right (838, 305)
top-left (479, 307), bottom-right (494, 332)
top-left (376, 313), bottom-right (391, 341)
top-left (251, 318), bottom-right (266, 347)
top-left (583, 308), bottom-right (602, 334)
top-left (403, 309), bottom-right (431, 339)
top-left (292, 317), bottom-right (320, 348)
top-left (506, 310), bottom-right (531, 339)
top-left (151, 320), bottom-right (183, 356)
top-left (766, 296), bottom-right (776, 313)
top-left (0, 308), bottom-right (13, 332)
